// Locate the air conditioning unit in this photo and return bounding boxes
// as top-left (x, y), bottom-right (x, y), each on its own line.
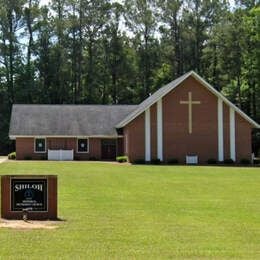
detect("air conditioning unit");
top-left (186, 155), bottom-right (198, 164)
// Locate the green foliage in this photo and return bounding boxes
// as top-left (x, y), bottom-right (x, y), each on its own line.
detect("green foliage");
top-left (224, 158), bottom-right (234, 164)
top-left (116, 156), bottom-right (128, 163)
top-left (240, 158), bottom-right (251, 165)
top-left (151, 158), bottom-right (161, 165)
top-left (133, 159), bottom-right (146, 164)
top-left (167, 158), bottom-right (179, 165)
top-left (89, 157), bottom-right (98, 161)
top-left (8, 152), bottom-right (16, 160)
top-left (207, 158), bottom-right (217, 164)
top-left (24, 155), bottom-right (32, 160)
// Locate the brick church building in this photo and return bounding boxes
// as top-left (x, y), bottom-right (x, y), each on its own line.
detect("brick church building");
top-left (9, 71), bottom-right (259, 163)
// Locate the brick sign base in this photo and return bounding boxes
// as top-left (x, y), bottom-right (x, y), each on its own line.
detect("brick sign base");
top-left (1, 175), bottom-right (57, 220)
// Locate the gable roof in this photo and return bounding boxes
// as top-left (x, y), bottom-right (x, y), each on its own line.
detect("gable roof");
top-left (116, 71), bottom-right (260, 129)
top-left (9, 104), bottom-right (138, 139)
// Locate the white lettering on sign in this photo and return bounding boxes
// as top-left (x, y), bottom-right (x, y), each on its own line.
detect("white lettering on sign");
top-left (15, 184), bottom-right (43, 192)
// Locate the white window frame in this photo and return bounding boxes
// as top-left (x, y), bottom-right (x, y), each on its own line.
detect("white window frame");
top-left (34, 137), bottom-right (47, 153)
top-left (77, 138), bottom-right (89, 153)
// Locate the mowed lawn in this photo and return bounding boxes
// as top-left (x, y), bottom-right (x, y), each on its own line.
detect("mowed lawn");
top-left (0, 162), bottom-right (259, 259)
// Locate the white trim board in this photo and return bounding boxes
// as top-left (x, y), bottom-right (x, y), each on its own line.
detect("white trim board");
top-left (218, 98), bottom-right (224, 161)
top-left (116, 71), bottom-right (260, 129)
top-left (145, 108), bottom-right (151, 161)
top-left (157, 99), bottom-right (163, 161)
top-left (9, 135), bottom-right (123, 140)
top-left (230, 108), bottom-right (236, 161)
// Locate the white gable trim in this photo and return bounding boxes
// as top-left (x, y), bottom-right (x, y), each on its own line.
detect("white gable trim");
top-left (230, 108), bottom-right (236, 161)
top-left (10, 135), bottom-right (123, 140)
top-left (218, 98), bottom-right (224, 161)
top-left (157, 99), bottom-right (163, 161)
top-left (116, 71), bottom-right (259, 129)
top-left (145, 108), bottom-right (151, 161)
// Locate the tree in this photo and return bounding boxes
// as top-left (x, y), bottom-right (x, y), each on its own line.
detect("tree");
top-left (124, 0), bottom-right (157, 98)
top-left (0, 0), bottom-right (25, 105)
top-left (50, 0), bottom-right (71, 103)
top-left (157, 0), bottom-right (183, 78)
top-left (81, 0), bottom-right (111, 103)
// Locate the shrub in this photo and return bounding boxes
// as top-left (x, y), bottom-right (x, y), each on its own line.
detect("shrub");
top-left (133, 159), bottom-right (146, 164)
top-left (253, 158), bottom-right (260, 164)
top-left (151, 158), bottom-right (161, 165)
top-left (116, 156), bottom-right (128, 163)
top-left (240, 158), bottom-right (250, 165)
top-left (167, 158), bottom-right (179, 164)
top-left (24, 155), bottom-right (32, 160)
top-left (207, 158), bottom-right (217, 164)
top-left (8, 152), bottom-right (16, 160)
top-left (224, 158), bottom-right (234, 164)
top-left (89, 157), bottom-right (97, 161)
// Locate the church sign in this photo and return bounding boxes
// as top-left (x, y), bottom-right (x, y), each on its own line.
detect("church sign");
top-left (11, 179), bottom-right (47, 212)
top-left (1, 175), bottom-right (57, 220)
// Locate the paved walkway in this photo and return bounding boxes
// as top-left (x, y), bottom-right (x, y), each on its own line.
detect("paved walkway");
top-left (0, 157), bottom-right (7, 164)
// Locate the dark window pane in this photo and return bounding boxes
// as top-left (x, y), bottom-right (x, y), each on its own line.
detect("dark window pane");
top-left (35, 138), bottom-right (46, 152)
top-left (78, 139), bottom-right (88, 152)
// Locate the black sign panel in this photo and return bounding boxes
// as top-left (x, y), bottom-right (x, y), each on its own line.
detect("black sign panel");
top-left (11, 179), bottom-right (47, 212)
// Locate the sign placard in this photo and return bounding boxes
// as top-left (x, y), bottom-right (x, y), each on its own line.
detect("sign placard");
top-left (11, 179), bottom-right (47, 212)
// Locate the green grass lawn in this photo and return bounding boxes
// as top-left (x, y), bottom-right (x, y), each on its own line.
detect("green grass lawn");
top-left (0, 161), bottom-right (259, 259)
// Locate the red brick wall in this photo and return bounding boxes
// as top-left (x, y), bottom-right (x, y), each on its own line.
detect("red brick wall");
top-left (123, 75), bottom-right (253, 163)
top-left (16, 138), bottom-right (44, 160)
top-left (117, 138), bottom-right (124, 156)
top-left (124, 113), bottom-right (145, 162)
top-left (223, 103), bottom-right (230, 160)
top-left (235, 113), bottom-right (252, 161)
top-left (16, 137), bottom-right (103, 160)
top-left (87, 138), bottom-right (101, 160)
top-left (150, 103), bottom-right (157, 159)
top-left (163, 76), bottom-right (218, 163)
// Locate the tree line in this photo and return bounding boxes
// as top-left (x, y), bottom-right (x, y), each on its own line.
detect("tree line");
top-left (0, 0), bottom-right (259, 154)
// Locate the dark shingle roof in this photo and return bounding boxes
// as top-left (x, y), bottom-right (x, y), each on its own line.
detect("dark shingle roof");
top-left (9, 104), bottom-right (138, 137)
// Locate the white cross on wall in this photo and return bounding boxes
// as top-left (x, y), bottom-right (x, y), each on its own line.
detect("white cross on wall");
top-left (180, 92), bottom-right (201, 134)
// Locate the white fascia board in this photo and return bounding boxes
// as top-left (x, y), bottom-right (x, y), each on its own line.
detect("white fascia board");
top-left (230, 108), bottom-right (236, 161)
top-left (218, 98), bottom-right (224, 161)
top-left (157, 99), bottom-right (163, 161)
top-left (10, 135), bottom-right (123, 139)
top-left (145, 108), bottom-right (151, 161)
